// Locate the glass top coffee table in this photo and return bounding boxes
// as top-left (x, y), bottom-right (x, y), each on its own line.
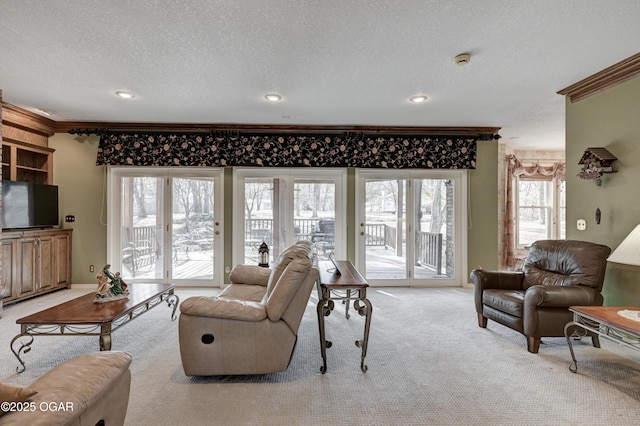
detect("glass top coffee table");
top-left (11, 284), bottom-right (179, 372)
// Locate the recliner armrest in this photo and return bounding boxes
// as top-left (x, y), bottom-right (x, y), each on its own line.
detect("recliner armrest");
top-left (470, 269), bottom-right (524, 291)
top-left (229, 264), bottom-right (271, 286)
top-left (471, 269), bottom-right (525, 314)
top-left (524, 285), bottom-right (600, 308)
top-left (180, 296), bottom-right (267, 321)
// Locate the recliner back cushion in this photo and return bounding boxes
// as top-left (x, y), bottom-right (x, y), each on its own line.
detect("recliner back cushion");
top-left (522, 240), bottom-right (611, 290)
top-left (265, 257), bottom-right (312, 321)
top-left (266, 240), bottom-right (313, 298)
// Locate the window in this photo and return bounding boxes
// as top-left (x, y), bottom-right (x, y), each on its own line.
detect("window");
top-left (516, 177), bottom-right (565, 247)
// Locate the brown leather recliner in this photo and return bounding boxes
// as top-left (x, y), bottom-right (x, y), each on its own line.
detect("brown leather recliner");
top-left (471, 240), bottom-right (611, 353)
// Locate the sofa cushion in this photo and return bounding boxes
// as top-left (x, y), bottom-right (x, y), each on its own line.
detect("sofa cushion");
top-left (266, 257), bottom-right (312, 321)
top-left (483, 289), bottom-right (524, 318)
top-left (219, 283), bottom-right (266, 302)
top-left (229, 264), bottom-right (271, 286)
top-left (266, 240), bottom-right (313, 298)
top-left (0, 383), bottom-right (37, 417)
top-left (180, 296), bottom-right (267, 321)
top-left (522, 240), bottom-right (611, 290)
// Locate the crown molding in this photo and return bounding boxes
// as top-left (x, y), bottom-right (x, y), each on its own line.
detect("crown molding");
top-left (1, 102), bottom-right (56, 136)
top-left (557, 52), bottom-right (640, 103)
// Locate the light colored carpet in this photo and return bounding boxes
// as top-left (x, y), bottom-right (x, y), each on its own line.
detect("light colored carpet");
top-left (1, 286), bottom-right (640, 425)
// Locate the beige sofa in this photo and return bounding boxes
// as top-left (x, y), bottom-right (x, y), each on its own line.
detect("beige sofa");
top-left (0, 351), bottom-right (132, 426)
top-left (179, 240), bottom-right (318, 375)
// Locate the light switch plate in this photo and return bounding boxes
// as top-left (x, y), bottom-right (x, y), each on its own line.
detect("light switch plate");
top-left (577, 219), bottom-right (586, 231)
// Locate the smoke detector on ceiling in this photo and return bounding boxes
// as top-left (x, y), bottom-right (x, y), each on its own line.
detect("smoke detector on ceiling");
top-left (454, 53), bottom-right (471, 66)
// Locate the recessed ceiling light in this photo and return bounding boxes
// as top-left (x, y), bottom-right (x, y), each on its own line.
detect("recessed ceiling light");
top-left (265, 94), bottom-right (282, 102)
top-left (115, 90), bottom-right (136, 99)
top-left (409, 95), bottom-right (428, 103)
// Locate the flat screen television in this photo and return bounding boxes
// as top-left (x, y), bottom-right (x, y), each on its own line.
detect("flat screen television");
top-left (1, 181), bottom-right (59, 230)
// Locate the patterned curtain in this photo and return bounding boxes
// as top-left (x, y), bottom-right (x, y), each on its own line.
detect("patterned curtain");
top-left (96, 132), bottom-right (482, 169)
top-left (503, 154), bottom-right (566, 268)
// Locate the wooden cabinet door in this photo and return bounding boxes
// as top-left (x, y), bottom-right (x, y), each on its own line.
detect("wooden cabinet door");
top-left (15, 236), bottom-right (37, 298)
top-left (38, 234), bottom-right (54, 290)
top-left (53, 232), bottom-right (71, 286)
top-left (1, 238), bottom-right (16, 301)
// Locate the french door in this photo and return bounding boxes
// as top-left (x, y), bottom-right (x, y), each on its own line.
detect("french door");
top-left (234, 168), bottom-right (346, 265)
top-left (355, 170), bottom-right (467, 287)
top-left (108, 167), bottom-right (224, 286)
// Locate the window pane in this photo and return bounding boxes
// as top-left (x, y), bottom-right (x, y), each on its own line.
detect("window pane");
top-left (120, 177), bottom-right (164, 279)
top-left (518, 207), bottom-right (550, 246)
top-left (294, 181), bottom-right (336, 260)
top-left (171, 178), bottom-right (215, 280)
top-left (518, 179), bottom-right (552, 246)
top-left (364, 179), bottom-right (407, 280)
top-left (415, 179), bottom-right (453, 279)
top-left (244, 178), bottom-right (276, 264)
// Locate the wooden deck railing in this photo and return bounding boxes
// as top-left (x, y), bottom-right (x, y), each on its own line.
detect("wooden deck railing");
top-left (126, 219), bottom-right (444, 274)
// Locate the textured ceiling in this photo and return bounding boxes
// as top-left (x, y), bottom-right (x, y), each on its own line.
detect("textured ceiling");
top-left (2, 1), bottom-right (640, 150)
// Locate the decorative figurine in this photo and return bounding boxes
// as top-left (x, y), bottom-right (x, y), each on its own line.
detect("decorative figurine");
top-left (95, 264), bottom-right (130, 303)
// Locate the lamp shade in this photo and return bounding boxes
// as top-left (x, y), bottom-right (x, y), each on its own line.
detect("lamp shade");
top-left (607, 224), bottom-right (640, 266)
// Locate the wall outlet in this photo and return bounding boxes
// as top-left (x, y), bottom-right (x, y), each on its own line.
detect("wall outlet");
top-left (577, 219), bottom-right (587, 231)
top-left (224, 265), bottom-right (231, 273)
top-left (89, 265), bottom-right (95, 273)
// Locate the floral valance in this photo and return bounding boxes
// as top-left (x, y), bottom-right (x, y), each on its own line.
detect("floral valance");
top-left (96, 132), bottom-right (481, 169)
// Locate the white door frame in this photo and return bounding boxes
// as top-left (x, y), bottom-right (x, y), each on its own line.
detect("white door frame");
top-left (233, 168), bottom-right (347, 266)
top-left (107, 166), bottom-right (224, 287)
top-left (355, 169), bottom-right (467, 287)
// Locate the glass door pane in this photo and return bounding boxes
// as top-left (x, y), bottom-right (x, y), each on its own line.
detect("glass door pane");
top-left (244, 178), bottom-right (278, 264)
top-left (171, 178), bottom-right (215, 280)
top-left (294, 180), bottom-right (336, 260)
top-left (120, 177), bottom-right (164, 280)
top-left (363, 179), bottom-right (407, 280)
top-left (414, 179), bottom-right (454, 279)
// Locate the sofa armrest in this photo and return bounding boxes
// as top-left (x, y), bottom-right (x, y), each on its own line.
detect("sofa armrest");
top-left (180, 296), bottom-right (267, 321)
top-left (0, 351), bottom-right (131, 426)
top-left (471, 269), bottom-right (524, 313)
top-left (524, 285), bottom-right (600, 308)
top-left (229, 264), bottom-right (271, 286)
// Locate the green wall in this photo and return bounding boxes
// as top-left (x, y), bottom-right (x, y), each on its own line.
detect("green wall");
top-left (50, 133), bottom-right (500, 285)
top-left (50, 133), bottom-right (106, 285)
top-left (468, 140), bottom-right (500, 272)
top-left (565, 76), bottom-right (640, 305)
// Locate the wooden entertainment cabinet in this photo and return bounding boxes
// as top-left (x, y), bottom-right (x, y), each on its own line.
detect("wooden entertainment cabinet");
top-left (1, 228), bottom-right (72, 305)
top-left (1, 100), bottom-right (72, 305)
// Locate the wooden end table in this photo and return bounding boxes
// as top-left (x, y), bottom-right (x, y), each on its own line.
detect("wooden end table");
top-left (11, 284), bottom-right (179, 372)
top-left (316, 260), bottom-right (372, 374)
top-left (564, 305), bottom-right (640, 373)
